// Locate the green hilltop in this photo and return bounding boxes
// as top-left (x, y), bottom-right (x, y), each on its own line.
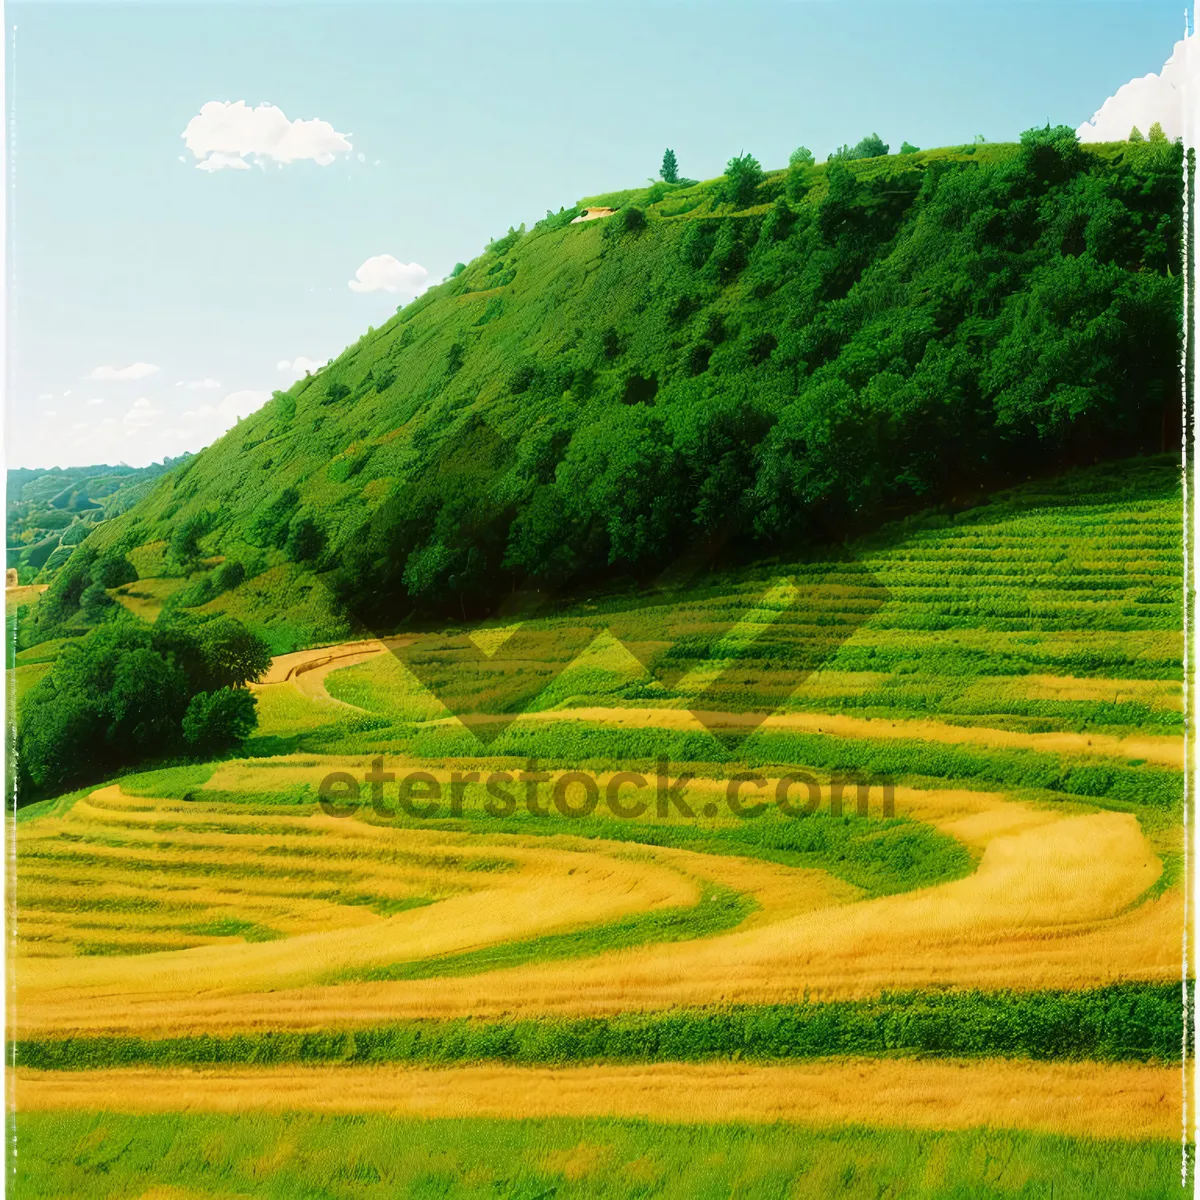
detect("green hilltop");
top-left (30, 128), bottom-right (1185, 651)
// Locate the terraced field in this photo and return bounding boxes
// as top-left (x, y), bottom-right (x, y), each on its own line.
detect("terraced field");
top-left (11, 457), bottom-right (1192, 1197)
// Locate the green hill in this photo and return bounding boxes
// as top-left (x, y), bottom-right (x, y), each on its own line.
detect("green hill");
top-left (7, 459), bottom-right (188, 581)
top-left (40, 128), bottom-right (1185, 649)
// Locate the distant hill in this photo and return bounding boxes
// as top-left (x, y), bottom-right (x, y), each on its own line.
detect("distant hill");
top-left (7, 458), bottom-right (189, 581)
top-left (41, 129), bottom-right (1186, 649)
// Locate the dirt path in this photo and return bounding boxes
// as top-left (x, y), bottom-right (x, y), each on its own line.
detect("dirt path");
top-left (15, 1060), bottom-right (1181, 1140)
top-left (251, 636), bottom-right (415, 710)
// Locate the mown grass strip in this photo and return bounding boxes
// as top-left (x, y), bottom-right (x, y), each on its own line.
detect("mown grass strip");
top-left (17, 983), bottom-right (1188, 1070)
top-left (324, 881), bottom-right (756, 985)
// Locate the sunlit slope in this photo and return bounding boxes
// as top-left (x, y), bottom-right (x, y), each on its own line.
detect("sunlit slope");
top-left (64, 135), bottom-right (1183, 646)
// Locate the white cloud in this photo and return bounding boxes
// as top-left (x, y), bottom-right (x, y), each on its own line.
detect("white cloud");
top-left (42, 410), bottom-right (57, 418)
top-left (86, 397), bottom-right (105, 406)
top-left (123, 397), bottom-right (159, 429)
top-left (195, 152), bottom-right (254, 173)
top-left (88, 362), bottom-right (159, 381)
top-left (217, 390), bottom-right (270, 423)
top-left (1077, 34), bottom-right (1194, 142)
top-left (37, 392), bottom-right (53, 401)
top-left (277, 355), bottom-right (323, 380)
top-left (175, 378), bottom-right (222, 390)
top-left (348, 254), bottom-right (430, 296)
top-left (182, 101), bottom-right (352, 172)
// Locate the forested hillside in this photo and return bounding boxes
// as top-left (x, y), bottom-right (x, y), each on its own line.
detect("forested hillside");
top-left (51, 126), bottom-right (1184, 642)
top-left (7, 460), bottom-right (187, 581)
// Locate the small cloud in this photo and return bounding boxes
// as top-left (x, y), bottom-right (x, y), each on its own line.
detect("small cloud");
top-left (88, 362), bottom-right (159, 381)
top-left (182, 101), bottom-right (352, 171)
top-left (86, 397), bottom-right (105, 406)
top-left (218, 390), bottom-right (271, 423)
top-left (1077, 34), bottom-right (1194, 142)
top-left (37, 392), bottom-right (53, 401)
top-left (357, 152), bottom-right (365, 162)
top-left (196, 152), bottom-right (253, 173)
top-left (373, 159), bottom-right (381, 167)
top-left (176, 378), bottom-right (221, 390)
top-left (42, 410), bottom-right (57, 418)
top-left (277, 356), bottom-right (323, 381)
top-left (348, 254), bottom-right (429, 296)
top-left (123, 397), bottom-right (159, 428)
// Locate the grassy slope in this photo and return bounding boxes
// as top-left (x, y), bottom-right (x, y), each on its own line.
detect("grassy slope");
top-left (70, 138), bottom-right (1173, 650)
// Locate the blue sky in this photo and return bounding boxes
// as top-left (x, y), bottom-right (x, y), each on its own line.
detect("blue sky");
top-left (6, 0), bottom-right (1190, 467)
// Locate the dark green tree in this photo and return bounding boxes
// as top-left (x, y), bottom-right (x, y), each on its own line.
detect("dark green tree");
top-left (724, 152), bottom-right (764, 207)
top-left (661, 148), bottom-right (679, 183)
top-left (182, 687), bottom-right (258, 753)
top-left (213, 560), bottom-right (246, 592)
top-left (284, 514), bottom-right (324, 562)
top-left (92, 552), bottom-right (137, 589)
top-left (1129, 126), bottom-right (1144, 143)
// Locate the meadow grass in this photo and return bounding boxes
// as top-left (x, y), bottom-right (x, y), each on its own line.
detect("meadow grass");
top-left (11, 1112), bottom-right (1190, 1199)
top-left (16, 983), bottom-right (1186, 1070)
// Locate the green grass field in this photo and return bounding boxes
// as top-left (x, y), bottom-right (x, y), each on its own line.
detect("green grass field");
top-left (11, 456), bottom-right (1191, 1196)
top-left (13, 1114), bottom-right (1192, 1200)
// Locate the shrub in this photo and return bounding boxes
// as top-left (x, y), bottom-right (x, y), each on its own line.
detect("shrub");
top-left (93, 552), bottom-right (137, 589)
top-left (284, 515), bottom-right (324, 562)
top-left (182, 687), bottom-right (258, 753)
top-left (213, 560), bottom-right (246, 592)
top-left (788, 146), bottom-right (814, 167)
top-left (832, 132), bottom-right (889, 161)
top-left (724, 153), bottom-right (764, 207)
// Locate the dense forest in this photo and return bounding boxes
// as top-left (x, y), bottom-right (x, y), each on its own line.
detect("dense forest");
top-left (46, 126), bottom-right (1186, 637)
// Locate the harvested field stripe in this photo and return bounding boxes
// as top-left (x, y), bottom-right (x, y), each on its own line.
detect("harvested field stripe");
top-left (15, 983), bottom-right (1187, 1070)
top-left (14, 1058), bottom-right (1184, 1140)
top-left (487, 705), bottom-right (1184, 767)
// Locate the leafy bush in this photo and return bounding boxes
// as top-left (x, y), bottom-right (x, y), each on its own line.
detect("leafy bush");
top-left (832, 132), bottom-right (889, 161)
top-left (182, 687), bottom-right (258, 753)
top-left (723, 152), bottom-right (764, 206)
top-left (284, 514), bottom-right (324, 562)
top-left (212, 560), bottom-right (245, 592)
top-left (15, 614), bottom-right (270, 798)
